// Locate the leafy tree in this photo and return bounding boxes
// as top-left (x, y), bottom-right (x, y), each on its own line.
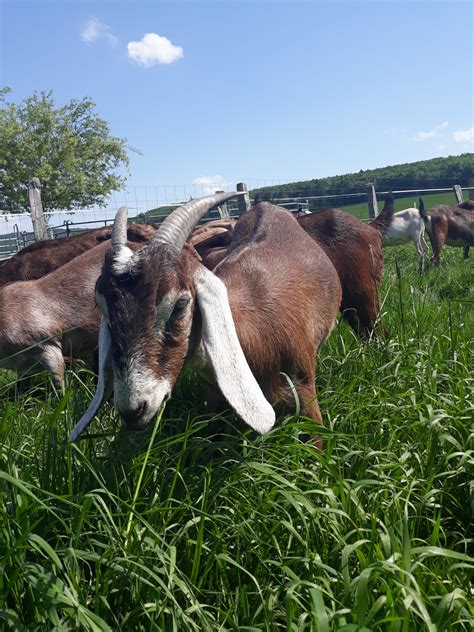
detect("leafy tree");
top-left (0, 88), bottom-right (136, 212)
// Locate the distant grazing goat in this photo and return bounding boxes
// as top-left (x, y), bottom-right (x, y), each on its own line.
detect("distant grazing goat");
top-left (0, 223), bottom-right (158, 288)
top-left (372, 199), bottom-right (428, 271)
top-left (457, 200), bottom-right (474, 211)
top-left (421, 201), bottom-right (474, 264)
top-left (70, 194), bottom-right (342, 446)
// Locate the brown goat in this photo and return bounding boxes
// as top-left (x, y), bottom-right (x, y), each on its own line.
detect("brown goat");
top-left (299, 200), bottom-right (393, 337)
top-left (0, 223), bottom-right (158, 288)
top-left (421, 203), bottom-right (474, 264)
top-left (457, 199), bottom-right (474, 211)
top-left (199, 201), bottom-right (393, 337)
top-left (0, 235), bottom-right (151, 389)
top-left (70, 195), bottom-right (341, 445)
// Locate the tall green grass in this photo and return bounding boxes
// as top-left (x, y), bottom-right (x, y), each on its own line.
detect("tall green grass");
top-left (0, 245), bottom-right (473, 630)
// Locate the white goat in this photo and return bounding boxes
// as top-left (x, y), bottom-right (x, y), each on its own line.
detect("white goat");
top-left (381, 206), bottom-right (428, 268)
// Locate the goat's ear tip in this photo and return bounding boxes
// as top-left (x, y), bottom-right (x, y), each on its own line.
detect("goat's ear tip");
top-left (253, 408), bottom-right (276, 434)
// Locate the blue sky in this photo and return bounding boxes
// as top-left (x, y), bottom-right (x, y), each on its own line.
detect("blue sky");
top-left (1, 0), bottom-right (473, 193)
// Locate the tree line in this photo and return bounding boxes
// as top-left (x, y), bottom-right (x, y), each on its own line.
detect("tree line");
top-left (251, 154), bottom-right (474, 210)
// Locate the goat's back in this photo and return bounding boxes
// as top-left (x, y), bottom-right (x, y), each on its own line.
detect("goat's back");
top-left (216, 203), bottom-right (341, 378)
top-left (427, 205), bottom-right (474, 245)
top-left (457, 200), bottom-right (474, 211)
top-left (0, 223), bottom-right (157, 288)
top-left (298, 208), bottom-right (383, 286)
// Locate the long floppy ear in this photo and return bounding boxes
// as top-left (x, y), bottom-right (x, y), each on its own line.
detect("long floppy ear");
top-left (69, 318), bottom-right (113, 443)
top-left (194, 266), bottom-right (275, 434)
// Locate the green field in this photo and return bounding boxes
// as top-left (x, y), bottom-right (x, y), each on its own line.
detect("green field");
top-left (0, 245), bottom-right (473, 630)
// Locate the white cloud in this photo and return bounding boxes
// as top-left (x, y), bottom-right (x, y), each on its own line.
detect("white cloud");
top-left (193, 175), bottom-right (228, 196)
top-left (81, 17), bottom-right (118, 46)
top-left (453, 127), bottom-right (474, 143)
top-left (412, 121), bottom-right (448, 142)
top-left (127, 33), bottom-right (183, 67)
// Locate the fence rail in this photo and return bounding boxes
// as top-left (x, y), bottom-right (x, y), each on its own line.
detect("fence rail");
top-left (1, 182), bottom-right (473, 260)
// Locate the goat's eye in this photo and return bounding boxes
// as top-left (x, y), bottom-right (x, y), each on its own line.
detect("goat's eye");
top-left (169, 297), bottom-right (190, 320)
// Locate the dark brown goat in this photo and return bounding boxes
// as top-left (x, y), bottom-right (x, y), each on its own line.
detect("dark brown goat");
top-left (457, 200), bottom-right (474, 211)
top-left (299, 199), bottom-right (393, 337)
top-left (421, 203), bottom-right (474, 264)
top-left (0, 223), bottom-right (158, 288)
top-left (70, 195), bottom-right (342, 445)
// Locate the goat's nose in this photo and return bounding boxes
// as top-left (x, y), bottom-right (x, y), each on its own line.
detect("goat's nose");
top-left (120, 402), bottom-right (146, 425)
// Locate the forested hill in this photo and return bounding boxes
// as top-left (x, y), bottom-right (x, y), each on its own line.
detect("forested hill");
top-left (251, 153), bottom-right (474, 203)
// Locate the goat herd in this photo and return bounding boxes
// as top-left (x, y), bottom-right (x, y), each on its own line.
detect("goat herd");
top-left (0, 192), bottom-right (472, 447)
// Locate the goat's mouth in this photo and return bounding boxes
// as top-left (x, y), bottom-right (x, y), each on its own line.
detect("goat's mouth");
top-left (118, 393), bottom-right (170, 431)
top-left (114, 375), bottom-right (172, 430)
top-left (119, 401), bottom-right (151, 430)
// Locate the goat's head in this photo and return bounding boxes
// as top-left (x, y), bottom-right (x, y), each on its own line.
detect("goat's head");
top-left (70, 195), bottom-right (275, 442)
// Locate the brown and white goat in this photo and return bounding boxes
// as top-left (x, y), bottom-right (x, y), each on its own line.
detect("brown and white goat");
top-left (0, 235), bottom-right (148, 390)
top-left (0, 223), bottom-right (158, 288)
top-left (70, 194), bottom-right (342, 445)
top-left (421, 203), bottom-right (474, 264)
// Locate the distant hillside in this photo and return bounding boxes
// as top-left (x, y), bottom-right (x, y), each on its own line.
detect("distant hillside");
top-left (251, 153), bottom-right (474, 211)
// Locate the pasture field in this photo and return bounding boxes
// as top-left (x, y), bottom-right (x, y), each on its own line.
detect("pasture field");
top-left (0, 244), bottom-right (473, 630)
top-left (341, 191), bottom-right (469, 220)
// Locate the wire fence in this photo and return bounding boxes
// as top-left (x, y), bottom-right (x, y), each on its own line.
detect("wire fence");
top-left (1, 181), bottom-right (472, 260)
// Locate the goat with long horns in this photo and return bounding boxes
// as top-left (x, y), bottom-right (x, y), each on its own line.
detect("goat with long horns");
top-left (70, 192), bottom-right (341, 446)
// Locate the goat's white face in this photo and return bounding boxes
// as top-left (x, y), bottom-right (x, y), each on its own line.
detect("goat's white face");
top-left (95, 243), bottom-right (198, 431)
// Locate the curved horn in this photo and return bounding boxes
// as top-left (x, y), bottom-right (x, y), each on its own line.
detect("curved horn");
top-left (154, 192), bottom-right (243, 252)
top-left (111, 206), bottom-right (128, 252)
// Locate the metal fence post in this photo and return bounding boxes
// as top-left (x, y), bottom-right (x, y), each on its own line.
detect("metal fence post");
top-left (28, 177), bottom-right (48, 241)
top-left (366, 183), bottom-right (378, 218)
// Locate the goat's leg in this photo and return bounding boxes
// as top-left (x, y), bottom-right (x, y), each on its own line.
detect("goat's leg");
top-left (341, 307), bottom-right (363, 337)
top-left (420, 233), bottom-right (429, 253)
top-left (414, 236), bottom-right (426, 274)
top-left (463, 245), bottom-right (470, 259)
top-left (429, 229), bottom-right (445, 266)
top-left (38, 344), bottom-right (65, 393)
top-left (272, 369), bottom-right (324, 449)
top-left (294, 382), bottom-right (324, 450)
top-left (418, 255), bottom-right (425, 275)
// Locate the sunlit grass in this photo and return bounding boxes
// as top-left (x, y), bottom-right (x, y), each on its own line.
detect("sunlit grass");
top-left (0, 245), bottom-right (472, 630)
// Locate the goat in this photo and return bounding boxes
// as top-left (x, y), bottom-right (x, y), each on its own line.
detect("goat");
top-left (297, 196), bottom-right (393, 337)
top-left (0, 223), bottom-right (158, 288)
top-left (457, 200), bottom-right (474, 211)
top-left (0, 233), bottom-right (152, 389)
top-left (374, 200), bottom-right (428, 271)
top-left (190, 200), bottom-right (393, 337)
top-left (70, 194), bottom-right (342, 446)
top-left (421, 202), bottom-right (474, 264)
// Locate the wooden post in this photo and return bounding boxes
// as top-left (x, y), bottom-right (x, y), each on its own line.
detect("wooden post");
top-left (469, 189), bottom-right (474, 201)
top-left (28, 177), bottom-right (48, 241)
top-left (236, 182), bottom-right (250, 215)
top-left (214, 190), bottom-right (230, 219)
top-left (366, 183), bottom-right (378, 218)
top-left (453, 184), bottom-right (464, 205)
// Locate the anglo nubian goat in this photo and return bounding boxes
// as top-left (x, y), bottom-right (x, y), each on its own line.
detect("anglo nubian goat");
top-left (70, 194), bottom-right (342, 446)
